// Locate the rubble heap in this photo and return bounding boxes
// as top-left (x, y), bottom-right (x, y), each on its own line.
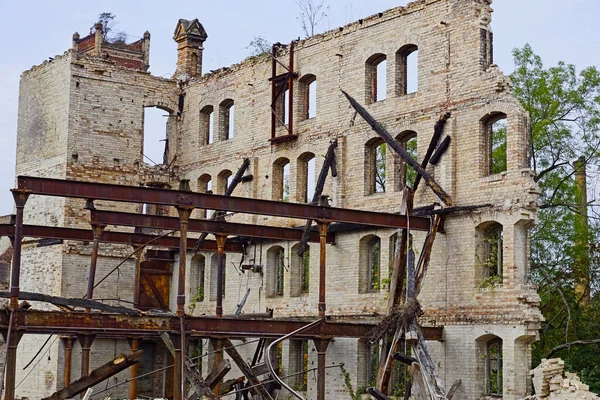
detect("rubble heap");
top-left (528, 358), bottom-right (599, 399)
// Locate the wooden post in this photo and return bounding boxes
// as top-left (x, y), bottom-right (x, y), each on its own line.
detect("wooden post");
top-left (128, 338), bottom-right (139, 400)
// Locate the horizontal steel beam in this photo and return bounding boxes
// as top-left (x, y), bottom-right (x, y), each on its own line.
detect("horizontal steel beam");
top-left (0, 310), bottom-right (443, 341)
top-left (0, 224), bottom-right (244, 253)
top-left (17, 176), bottom-right (432, 231)
top-left (90, 210), bottom-right (335, 243)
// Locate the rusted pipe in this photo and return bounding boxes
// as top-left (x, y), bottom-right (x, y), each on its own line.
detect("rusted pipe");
top-left (215, 235), bottom-right (227, 318)
top-left (129, 338), bottom-right (139, 400)
top-left (317, 220), bottom-right (329, 318)
top-left (3, 323), bottom-right (21, 400)
top-left (86, 224), bottom-right (105, 311)
top-left (314, 339), bottom-right (330, 400)
top-left (214, 338), bottom-right (224, 396)
top-left (63, 337), bottom-right (73, 388)
top-left (176, 207), bottom-right (193, 317)
top-left (173, 333), bottom-right (182, 400)
top-left (132, 246), bottom-right (142, 309)
top-left (79, 335), bottom-right (94, 377)
top-left (9, 190), bottom-right (29, 309)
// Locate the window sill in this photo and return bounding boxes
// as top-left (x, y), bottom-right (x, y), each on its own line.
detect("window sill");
top-left (482, 171), bottom-right (507, 183)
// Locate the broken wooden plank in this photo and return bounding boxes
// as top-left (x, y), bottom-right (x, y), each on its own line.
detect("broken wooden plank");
top-left (412, 203), bottom-right (493, 217)
top-left (413, 113), bottom-right (451, 190)
top-left (0, 291), bottom-right (140, 315)
top-left (429, 136), bottom-right (451, 166)
top-left (42, 351), bottom-right (142, 400)
top-left (160, 332), bottom-right (219, 400)
top-left (206, 358), bottom-right (232, 389)
top-left (414, 215), bottom-right (442, 297)
top-left (297, 139), bottom-right (338, 257)
top-left (193, 158), bottom-right (251, 254)
top-left (366, 387), bottom-right (390, 400)
top-left (447, 379), bottom-right (462, 400)
top-left (341, 90), bottom-right (453, 206)
top-left (223, 338), bottom-right (274, 400)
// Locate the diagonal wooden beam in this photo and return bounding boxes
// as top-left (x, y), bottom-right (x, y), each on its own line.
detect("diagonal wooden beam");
top-left (413, 113), bottom-right (450, 190)
top-left (341, 90), bottom-right (453, 206)
top-left (223, 338), bottom-right (274, 400)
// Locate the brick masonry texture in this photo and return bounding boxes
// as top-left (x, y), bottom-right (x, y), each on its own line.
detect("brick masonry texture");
top-left (12, 0), bottom-right (543, 398)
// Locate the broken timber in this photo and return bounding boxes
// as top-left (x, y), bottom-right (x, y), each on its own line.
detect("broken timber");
top-left (223, 338), bottom-right (274, 400)
top-left (413, 113), bottom-right (451, 190)
top-left (341, 89), bottom-right (453, 206)
top-left (42, 350), bottom-right (142, 400)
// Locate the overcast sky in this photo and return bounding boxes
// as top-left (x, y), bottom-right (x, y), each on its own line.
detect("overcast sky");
top-left (0, 0), bottom-right (599, 216)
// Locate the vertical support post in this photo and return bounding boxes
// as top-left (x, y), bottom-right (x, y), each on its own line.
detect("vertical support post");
top-left (3, 330), bottom-right (23, 400)
top-left (313, 339), bottom-right (330, 400)
top-left (176, 206), bottom-right (193, 316)
top-left (173, 333), bottom-right (182, 400)
top-left (215, 235), bottom-right (227, 318)
top-left (85, 223), bottom-right (105, 310)
top-left (9, 190), bottom-right (30, 310)
top-left (317, 219), bottom-right (329, 318)
top-left (212, 338), bottom-right (224, 396)
top-left (271, 43), bottom-right (278, 140)
top-left (63, 337), bottom-right (73, 388)
top-left (129, 338), bottom-right (139, 400)
top-left (77, 334), bottom-right (95, 378)
top-left (132, 246), bottom-right (143, 309)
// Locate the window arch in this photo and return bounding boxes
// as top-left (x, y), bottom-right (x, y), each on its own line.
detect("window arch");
top-left (272, 158), bottom-right (291, 201)
top-left (297, 152), bottom-right (316, 203)
top-left (366, 53), bottom-right (387, 103)
top-left (219, 99), bottom-right (235, 140)
top-left (209, 253), bottom-right (226, 301)
top-left (299, 74), bottom-right (317, 120)
top-left (359, 235), bottom-right (381, 293)
top-left (482, 112), bottom-right (507, 175)
top-left (365, 138), bottom-right (386, 195)
top-left (396, 44), bottom-right (418, 95)
top-left (197, 174), bottom-right (212, 218)
top-left (393, 131), bottom-right (418, 191)
top-left (266, 245), bottom-right (285, 297)
top-left (476, 221), bottom-right (504, 285)
top-left (200, 105), bottom-right (214, 145)
top-left (290, 243), bottom-right (310, 297)
top-left (190, 254), bottom-right (205, 305)
top-left (217, 169), bottom-right (232, 195)
top-left (476, 334), bottom-right (503, 397)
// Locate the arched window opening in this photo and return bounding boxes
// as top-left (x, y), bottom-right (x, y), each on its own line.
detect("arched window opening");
top-left (190, 255), bottom-right (205, 305)
top-left (220, 99), bottom-right (235, 140)
top-left (366, 138), bottom-right (386, 194)
top-left (209, 253), bottom-right (226, 301)
top-left (480, 28), bottom-right (493, 70)
top-left (359, 235), bottom-right (381, 293)
top-left (485, 113), bottom-right (507, 175)
top-left (217, 170), bottom-right (232, 195)
top-left (284, 89), bottom-right (290, 126)
top-left (297, 153), bottom-right (316, 203)
top-left (477, 222), bottom-right (504, 286)
top-left (396, 45), bottom-right (418, 96)
top-left (299, 74), bottom-right (317, 120)
top-left (197, 174), bottom-right (212, 218)
top-left (291, 244), bottom-right (310, 297)
top-left (366, 54), bottom-right (387, 103)
top-left (200, 105), bottom-right (214, 145)
top-left (273, 158), bottom-right (291, 202)
top-left (288, 340), bottom-right (309, 390)
top-left (394, 131), bottom-right (418, 191)
top-left (358, 339), bottom-right (380, 388)
top-left (267, 246), bottom-right (285, 297)
top-left (143, 106), bottom-right (170, 166)
top-left (485, 338), bottom-right (503, 396)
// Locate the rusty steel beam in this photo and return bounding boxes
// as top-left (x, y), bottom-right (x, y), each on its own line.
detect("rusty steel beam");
top-left (0, 310), bottom-right (443, 340)
top-left (0, 224), bottom-right (244, 253)
top-left (90, 210), bottom-right (335, 243)
top-left (17, 176), bottom-right (432, 231)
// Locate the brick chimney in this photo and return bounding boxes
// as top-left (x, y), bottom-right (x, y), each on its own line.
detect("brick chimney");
top-left (173, 19), bottom-right (207, 80)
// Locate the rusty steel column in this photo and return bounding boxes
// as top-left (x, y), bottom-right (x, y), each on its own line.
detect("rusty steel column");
top-left (215, 235), bottom-right (227, 318)
top-left (63, 337), bottom-right (73, 388)
top-left (313, 339), bottom-right (330, 400)
top-left (288, 41), bottom-right (295, 136)
top-left (317, 221), bottom-right (330, 318)
top-left (78, 334), bottom-right (95, 381)
top-left (85, 223), bottom-right (105, 311)
top-left (173, 333), bottom-right (182, 400)
top-left (132, 246), bottom-right (143, 309)
top-left (176, 206), bottom-right (193, 317)
top-left (9, 190), bottom-right (30, 309)
top-left (212, 338), bottom-right (224, 396)
top-left (4, 330), bottom-right (23, 400)
top-left (129, 338), bottom-right (139, 400)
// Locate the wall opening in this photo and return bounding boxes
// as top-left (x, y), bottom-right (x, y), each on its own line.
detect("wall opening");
top-left (366, 54), bottom-right (387, 103)
top-left (217, 170), bottom-right (232, 195)
top-left (142, 106), bottom-right (170, 165)
top-left (396, 45), bottom-right (418, 96)
top-left (476, 221), bottom-right (504, 286)
top-left (482, 112), bottom-right (507, 175)
top-left (358, 339), bottom-right (380, 388)
top-left (291, 243), bottom-right (310, 297)
top-left (394, 131), bottom-right (418, 191)
top-left (197, 174), bottom-right (212, 218)
top-left (200, 105), bottom-right (215, 145)
top-left (190, 254), bottom-right (205, 305)
top-left (220, 99), bottom-right (235, 140)
top-left (288, 340), bottom-right (309, 390)
top-left (365, 138), bottom-right (386, 194)
top-left (297, 152), bottom-right (316, 203)
top-left (267, 246), bottom-right (285, 297)
top-left (299, 74), bottom-right (317, 120)
top-left (486, 338), bottom-right (503, 396)
top-left (209, 253), bottom-right (226, 301)
top-left (273, 158), bottom-right (291, 202)
top-left (359, 235), bottom-right (381, 293)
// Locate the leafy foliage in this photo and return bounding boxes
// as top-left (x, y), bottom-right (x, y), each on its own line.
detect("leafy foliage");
top-left (511, 44), bottom-right (600, 393)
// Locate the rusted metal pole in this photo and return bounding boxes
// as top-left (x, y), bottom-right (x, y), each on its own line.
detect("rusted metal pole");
top-left (271, 43), bottom-right (277, 140)
top-left (132, 246), bottom-right (142, 309)
top-left (313, 339), bottom-right (330, 400)
top-left (64, 337), bottom-right (73, 388)
top-left (85, 224), bottom-right (105, 311)
top-left (4, 331), bottom-right (22, 400)
top-left (129, 338), bottom-right (139, 400)
top-left (176, 206), bottom-right (193, 317)
top-left (173, 333), bottom-right (182, 400)
top-left (288, 41), bottom-right (295, 136)
top-left (317, 218), bottom-right (329, 318)
top-left (78, 335), bottom-right (95, 377)
top-left (9, 190), bottom-right (29, 309)
top-left (214, 338), bottom-right (224, 396)
top-left (215, 235), bottom-right (227, 318)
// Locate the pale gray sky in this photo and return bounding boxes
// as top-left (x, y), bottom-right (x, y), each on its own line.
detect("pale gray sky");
top-left (0, 0), bottom-right (599, 215)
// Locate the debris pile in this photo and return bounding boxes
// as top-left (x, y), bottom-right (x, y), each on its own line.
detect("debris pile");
top-left (526, 358), bottom-right (599, 399)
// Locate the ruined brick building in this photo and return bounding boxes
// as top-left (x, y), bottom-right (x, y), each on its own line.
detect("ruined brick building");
top-left (10, 0), bottom-right (543, 398)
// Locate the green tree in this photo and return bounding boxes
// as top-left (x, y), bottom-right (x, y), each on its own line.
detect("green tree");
top-left (510, 44), bottom-right (600, 392)
top-left (92, 12), bottom-right (127, 43)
